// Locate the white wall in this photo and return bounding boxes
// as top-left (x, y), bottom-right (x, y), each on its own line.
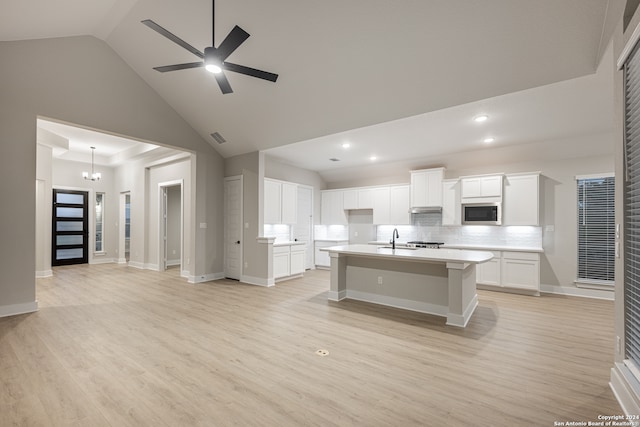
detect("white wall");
top-left (0, 35), bottom-right (224, 316)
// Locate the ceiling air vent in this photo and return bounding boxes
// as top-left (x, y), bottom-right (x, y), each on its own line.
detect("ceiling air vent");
top-left (210, 132), bottom-right (226, 144)
top-left (329, 158), bottom-right (340, 162)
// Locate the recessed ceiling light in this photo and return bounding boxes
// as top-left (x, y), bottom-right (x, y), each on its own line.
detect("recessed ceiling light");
top-left (483, 137), bottom-right (495, 143)
top-left (474, 115), bottom-right (489, 123)
top-left (370, 156), bottom-right (377, 161)
top-left (342, 143), bottom-right (351, 149)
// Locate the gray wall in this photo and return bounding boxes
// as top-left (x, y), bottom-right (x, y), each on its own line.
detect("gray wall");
top-left (0, 35), bottom-right (224, 313)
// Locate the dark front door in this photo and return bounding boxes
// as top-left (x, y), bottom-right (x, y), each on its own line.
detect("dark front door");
top-left (52, 189), bottom-right (89, 266)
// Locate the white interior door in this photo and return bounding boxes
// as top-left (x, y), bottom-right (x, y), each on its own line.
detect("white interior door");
top-left (293, 186), bottom-right (313, 270)
top-left (224, 177), bottom-right (242, 280)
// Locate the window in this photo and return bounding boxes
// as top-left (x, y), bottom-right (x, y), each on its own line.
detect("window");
top-left (576, 175), bottom-right (615, 286)
top-left (95, 192), bottom-right (104, 253)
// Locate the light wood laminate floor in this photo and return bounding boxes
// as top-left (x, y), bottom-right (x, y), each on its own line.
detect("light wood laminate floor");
top-left (1, 264), bottom-right (621, 426)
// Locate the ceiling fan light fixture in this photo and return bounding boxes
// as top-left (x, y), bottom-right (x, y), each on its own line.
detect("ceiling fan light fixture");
top-left (204, 47), bottom-right (223, 73)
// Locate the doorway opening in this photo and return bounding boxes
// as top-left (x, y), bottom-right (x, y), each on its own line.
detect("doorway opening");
top-left (159, 181), bottom-right (183, 272)
top-left (224, 176), bottom-right (243, 280)
top-left (119, 192), bottom-right (131, 264)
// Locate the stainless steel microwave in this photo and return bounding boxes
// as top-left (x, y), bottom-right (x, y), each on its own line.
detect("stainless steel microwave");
top-left (462, 202), bottom-right (502, 225)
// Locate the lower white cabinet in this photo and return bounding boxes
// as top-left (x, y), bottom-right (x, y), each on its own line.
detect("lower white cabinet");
top-left (290, 245), bottom-right (305, 275)
top-left (273, 246), bottom-right (291, 279)
top-left (476, 250), bottom-right (540, 294)
top-left (274, 244), bottom-right (306, 280)
top-left (314, 240), bottom-right (348, 268)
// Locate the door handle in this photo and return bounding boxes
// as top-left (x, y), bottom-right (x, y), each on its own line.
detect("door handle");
top-left (235, 240), bottom-right (241, 244)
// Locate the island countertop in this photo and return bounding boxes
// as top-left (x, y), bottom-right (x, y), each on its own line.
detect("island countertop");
top-left (321, 244), bottom-right (493, 264)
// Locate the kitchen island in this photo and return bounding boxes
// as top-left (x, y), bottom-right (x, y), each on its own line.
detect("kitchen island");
top-left (321, 244), bottom-right (493, 327)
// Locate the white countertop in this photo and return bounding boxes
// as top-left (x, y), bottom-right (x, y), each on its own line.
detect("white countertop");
top-left (321, 244), bottom-right (493, 264)
top-left (273, 241), bottom-right (306, 247)
top-left (314, 239), bottom-right (349, 243)
top-left (368, 241), bottom-right (543, 253)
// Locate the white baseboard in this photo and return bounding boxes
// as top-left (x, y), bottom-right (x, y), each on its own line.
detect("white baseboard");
top-left (128, 261), bottom-right (145, 270)
top-left (446, 295), bottom-right (478, 328)
top-left (328, 290), bottom-right (346, 301)
top-left (240, 274), bottom-right (275, 287)
top-left (0, 300), bottom-right (38, 318)
top-left (89, 257), bottom-right (116, 265)
top-left (344, 289), bottom-right (448, 318)
top-left (610, 363), bottom-right (640, 416)
top-left (167, 259), bottom-right (181, 267)
top-left (540, 283), bottom-right (615, 300)
top-left (187, 272), bottom-right (225, 284)
top-left (116, 258), bottom-right (127, 264)
top-left (36, 270), bottom-right (52, 278)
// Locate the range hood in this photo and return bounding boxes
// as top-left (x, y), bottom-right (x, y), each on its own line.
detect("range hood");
top-left (409, 206), bottom-right (442, 214)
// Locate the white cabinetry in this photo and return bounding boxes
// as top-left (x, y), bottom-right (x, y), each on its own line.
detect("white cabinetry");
top-left (290, 245), bottom-right (306, 275)
top-left (273, 246), bottom-right (291, 279)
top-left (320, 190), bottom-right (347, 225)
top-left (410, 168), bottom-right (445, 207)
top-left (372, 187), bottom-right (391, 224)
top-left (503, 173), bottom-right (540, 226)
top-left (264, 178), bottom-right (297, 224)
top-left (389, 185), bottom-right (410, 225)
top-left (476, 250), bottom-right (540, 294)
top-left (274, 244), bottom-right (306, 279)
top-left (314, 240), bottom-right (348, 268)
top-left (343, 188), bottom-right (374, 210)
top-left (461, 175), bottom-right (503, 200)
top-left (441, 179), bottom-right (461, 225)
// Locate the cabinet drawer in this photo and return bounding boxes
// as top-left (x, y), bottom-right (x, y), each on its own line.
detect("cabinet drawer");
top-left (273, 245), bottom-right (290, 254)
top-left (290, 245), bottom-right (306, 253)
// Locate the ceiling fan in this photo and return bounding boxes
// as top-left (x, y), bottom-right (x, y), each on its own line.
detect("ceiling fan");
top-left (142, 0), bottom-right (278, 94)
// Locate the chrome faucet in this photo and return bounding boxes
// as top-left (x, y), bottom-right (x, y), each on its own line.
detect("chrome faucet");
top-left (391, 228), bottom-right (399, 250)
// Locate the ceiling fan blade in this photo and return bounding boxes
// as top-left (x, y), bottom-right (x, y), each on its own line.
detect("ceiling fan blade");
top-left (214, 72), bottom-right (233, 94)
top-left (223, 62), bottom-right (279, 82)
top-left (142, 19), bottom-right (204, 59)
top-left (153, 62), bottom-right (204, 73)
top-left (216, 25), bottom-right (250, 61)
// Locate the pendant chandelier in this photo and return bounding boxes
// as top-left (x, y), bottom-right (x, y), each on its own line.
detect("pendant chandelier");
top-left (82, 146), bottom-right (101, 181)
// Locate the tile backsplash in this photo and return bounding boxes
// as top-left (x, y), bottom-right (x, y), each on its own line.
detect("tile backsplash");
top-left (376, 213), bottom-right (542, 248)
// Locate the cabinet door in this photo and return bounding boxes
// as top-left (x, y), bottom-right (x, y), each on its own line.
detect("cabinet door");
top-left (477, 257), bottom-right (501, 285)
top-left (481, 176), bottom-right (503, 198)
top-left (389, 185), bottom-right (410, 225)
top-left (441, 179), bottom-right (460, 225)
top-left (314, 244), bottom-right (330, 267)
top-left (372, 187), bottom-right (390, 224)
top-left (461, 178), bottom-right (482, 199)
top-left (410, 168), bottom-right (444, 207)
top-left (343, 190), bottom-right (358, 210)
top-left (503, 174), bottom-right (539, 226)
top-left (290, 249), bottom-right (305, 275)
top-left (264, 179), bottom-right (282, 224)
top-left (274, 252), bottom-right (290, 278)
top-left (411, 171), bottom-right (428, 207)
top-left (358, 189), bottom-right (374, 209)
top-left (281, 182), bottom-right (298, 224)
top-left (501, 252), bottom-right (540, 290)
top-left (425, 170), bottom-right (444, 206)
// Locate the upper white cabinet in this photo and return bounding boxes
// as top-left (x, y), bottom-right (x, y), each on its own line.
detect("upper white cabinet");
top-left (321, 190), bottom-right (347, 225)
top-left (343, 188), bottom-right (374, 210)
top-left (264, 178), bottom-right (297, 224)
top-left (372, 187), bottom-right (391, 224)
top-left (410, 167), bottom-right (445, 207)
top-left (389, 185), bottom-right (411, 225)
top-left (461, 175), bottom-right (503, 200)
top-left (441, 179), bottom-right (461, 225)
top-left (503, 173), bottom-right (540, 226)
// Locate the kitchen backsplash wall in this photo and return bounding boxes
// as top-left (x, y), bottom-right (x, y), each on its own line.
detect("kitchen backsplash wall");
top-left (376, 213), bottom-right (542, 248)
top-left (314, 224), bottom-right (349, 241)
top-left (264, 224), bottom-right (292, 243)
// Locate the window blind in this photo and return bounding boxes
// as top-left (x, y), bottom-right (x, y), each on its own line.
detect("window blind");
top-left (577, 176), bottom-right (615, 284)
top-left (625, 40), bottom-right (640, 372)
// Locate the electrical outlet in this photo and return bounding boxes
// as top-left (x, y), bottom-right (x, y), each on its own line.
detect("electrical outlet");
top-left (172, 250), bottom-right (176, 255)
top-left (617, 336), bottom-right (622, 355)
top-left (244, 261), bottom-right (248, 268)
top-left (378, 276), bottom-right (383, 285)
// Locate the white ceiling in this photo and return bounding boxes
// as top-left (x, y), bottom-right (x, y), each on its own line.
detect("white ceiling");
top-left (3, 0), bottom-right (625, 178)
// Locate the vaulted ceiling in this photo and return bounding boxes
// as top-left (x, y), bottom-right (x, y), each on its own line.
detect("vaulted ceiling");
top-left (1, 0), bottom-right (624, 177)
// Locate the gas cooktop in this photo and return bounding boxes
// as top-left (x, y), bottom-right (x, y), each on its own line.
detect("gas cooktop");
top-left (406, 241), bottom-right (444, 248)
